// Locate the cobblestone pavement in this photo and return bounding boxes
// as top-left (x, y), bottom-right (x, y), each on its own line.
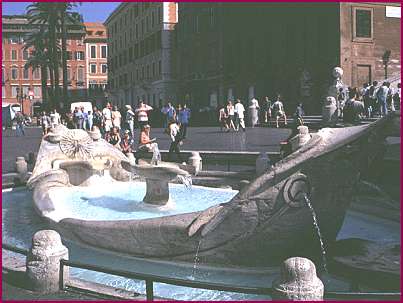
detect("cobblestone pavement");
top-left (2, 126), bottom-right (291, 173)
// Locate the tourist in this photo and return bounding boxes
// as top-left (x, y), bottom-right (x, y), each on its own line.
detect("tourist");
top-left (112, 105), bottom-right (122, 130)
top-left (120, 130), bottom-right (134, 156)
top-left (15, 111), bottom-right (25, 136)
top-left (40, 111), bottom-right (51, 135)
top-left (161, 102), bottom-right (176, 129)
top-left (168, 119), bottom-right (184, 163)
top-left (293, 102), bottom-right (305, 126)
top-left (272, 95), bottom-right (287, 128)
top-left (82, 107), bottom-right (88, 130)
top-left (78, 107), bottom-right (85, 129)
top-left (376, 82), bottom-right (389, 117)
top-left (337, 87), bottom-right (346, 118)
top-left (249, 97), bottom-right (260, 127)
top-left (92, 107), bottom-right (103, 131)
top-left (87, 111), bottom-right (93, 131)
top-left (393, 83), bottom-right (401, 111)
top-left (218, 105), bottom-right (229, 131)
top-left (135, 100), bottom-right (153, 129)
top-left (178, 103), bottom-right (191, 139)
top-left (107, 126), bottom-right (121, 149)
top-left (49, 109), bottom-right (61, 129)
top-left (343, 89), bottom-right (365, 124)
top-left (102, 102), bottom-right (113, 133)
top-left (138, 124), bottom-right (156, 152)
top-left (263, 96), bottom-right (272, 124)
top-left (226, 100), bottom-right (236, 131)
top-left (125, 105), bottom-right (135, 136)
top-left (368, 81), bottom-right (379, 117)
top-left (234, 99), bottom-right (246, 132)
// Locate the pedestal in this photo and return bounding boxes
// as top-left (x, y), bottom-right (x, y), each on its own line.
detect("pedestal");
top-left (143, 179), bottom-right (170, 205)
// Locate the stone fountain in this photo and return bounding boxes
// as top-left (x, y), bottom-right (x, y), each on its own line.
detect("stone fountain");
top-left (26, 112), bottom-right (398, 266)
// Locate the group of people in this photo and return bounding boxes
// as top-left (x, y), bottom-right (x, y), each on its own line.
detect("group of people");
top-left (218, 95), bottom-right (290, 130)
top-left (338, 82), bottom-right (400, 123)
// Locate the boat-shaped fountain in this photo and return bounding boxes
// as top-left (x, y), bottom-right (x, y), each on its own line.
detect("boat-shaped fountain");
top-left (27, 114), bottom-right (396, 266)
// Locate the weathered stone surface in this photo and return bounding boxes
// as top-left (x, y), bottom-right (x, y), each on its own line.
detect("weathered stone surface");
top-left (28, 115), bottom-right (395, 265)
top-left (143, 179), bottom-right (170, 205)
top-left (272, 257), bottom-right (324, 300)
top-left (26, 230), bottom-right (69, 294)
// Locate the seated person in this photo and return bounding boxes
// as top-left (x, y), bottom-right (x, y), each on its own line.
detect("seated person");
top-left (120, 130), bottom-right (134, 155)
top-left (107, 126), bottom-right (121, 149)
top-left (138, 124), bottom-right (156, 151)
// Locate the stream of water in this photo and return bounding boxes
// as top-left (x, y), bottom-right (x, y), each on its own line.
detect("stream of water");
top-left (303, 194), bottom-right (328, 273)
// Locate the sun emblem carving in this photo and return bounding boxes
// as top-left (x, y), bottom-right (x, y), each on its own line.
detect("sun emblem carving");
top-left (59, 129), bottom-right (94, 159)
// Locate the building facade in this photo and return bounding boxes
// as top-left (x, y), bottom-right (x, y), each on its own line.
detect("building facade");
top-left (2, 15), bottom-right (88, 115)
top-left (176, 2), bottom-right (400, 113)
top-left (84, 22), bottom-right (108, 103)
top-left (105, 2), bottom-right (178, 109)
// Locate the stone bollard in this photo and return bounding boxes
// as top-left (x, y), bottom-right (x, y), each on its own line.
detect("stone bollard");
top-left (256, 152), bottom-right (270, 176)
top-left (272, 257), bottom-right (324, 301)
top-left (26, 230), bottom-right (69, 294)
top-left (188, 152), bottom-right (202, 175)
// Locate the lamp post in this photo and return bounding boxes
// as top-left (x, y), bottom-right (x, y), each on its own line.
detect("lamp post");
top-left (16, 86), bottom-right (27, 115)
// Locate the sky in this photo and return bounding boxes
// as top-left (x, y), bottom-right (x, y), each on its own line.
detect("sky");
top-left (2, 2), bottom-right (121, 23)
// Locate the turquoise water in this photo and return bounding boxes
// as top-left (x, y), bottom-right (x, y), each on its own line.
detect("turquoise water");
top-left (47, 182), bottom-right (237, 221)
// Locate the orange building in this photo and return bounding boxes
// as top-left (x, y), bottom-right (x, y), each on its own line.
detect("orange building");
top-left (84, 22), bottom-right (108, 104)
top-left (2, 15), bottom-right (87, 115)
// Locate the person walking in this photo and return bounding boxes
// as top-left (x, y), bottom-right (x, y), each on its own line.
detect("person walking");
top-left (112, 105), bottom-right (122, 130)
top-left (135, 100), bottom-right (153, 129)
top-left (168, 119), bottom-right (184, 163)
top-left (125, 105), bottom-right (136, 136)
top-left (102, 102), bottom-right (113, 133)
top-left (87, 111), bottom-right (93, 131)
top-left (178, 103), bottom-right (191, 139)
top-left (234, 99), bottom-right (246, 132)
top-left (337, 87), bottom-right (346, 118)
top-left (40, 111), bottom-right (51, 135)
top-left (263, 96), bottom-right (272, 125)
top-left (15, 111), bottom-right (25, 136)
top-left (293, 102), bottom-right (305, 126)
top-left (272, 95), bottom-right (287, 128)
top-left (376, 82), bottom-right (389, 117)
top-left (161, 102), bottom-right (176, 129)
top-left (49, 109), bottom-right (61, 129)
top-left (226, 100), bottom-right (236, 131)
top-left (249, 97), bottom-right (260, 127)
top-left (218, 106), bottom-right (229, 131)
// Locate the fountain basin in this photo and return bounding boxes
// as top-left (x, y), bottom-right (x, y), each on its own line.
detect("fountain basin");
top-left (121, 160), bottom-right (191, 205)
top-left (26, 114), bottom-right (397, 265)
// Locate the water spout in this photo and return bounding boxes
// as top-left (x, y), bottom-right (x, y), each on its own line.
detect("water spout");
top-left (189, 240), bottom-right (202, 280)
top-left (303, 194), bottom-right (328, 273)
top-left (151, 143), bottom-right (161, 166)
top-left (177, 174), bottom-right (192, 189)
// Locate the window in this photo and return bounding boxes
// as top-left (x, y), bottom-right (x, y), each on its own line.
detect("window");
top-left (354, 8), bottom-right (373, 39)
top-left (158, 60), bottom-right (162, 75)
top-left (33, 68), bottom-right (40, 79)
top-left (76, 51), bottom-right (85, 60)
top-left (90, 64), bottom-right (97, 74)
top-left (101, 64), bottom-right (107, 74)
top-left (11, 68), bottom-right (18, 79)
top-left (66, 51), bottom-right (72, 60)
top-left (77, 67), bottom-right (84, 83)
top-left (146, 64), bottom-right (150, 79)
top-left (10, 36), bottom-right (19, 44)
top-left (22, 86), bottom-right (29, 96)
top-left (101, 45), bottom-right (107, 58)
top-left (33, 86), bottom-right (41, 97)
top-left (23, 68), bottom-right (29, 79)
top-left (90, 45), bottom-right (96, 58)
top-left (152, 62), bottom-right (156, 77)
top-left (141, 66), bottom-right (145, 79)
top-left (12, 86), bottom-right (18, 97)
top-left (23, 49), bottom-right (29, 60)
top-left (11, 50), bottom-right (17, 60)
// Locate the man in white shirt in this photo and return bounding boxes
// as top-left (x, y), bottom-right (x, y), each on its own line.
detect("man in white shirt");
top-left (272, 95), bottom-right (287, 128)
top-left (49, 109), bottom-right (61, 129)
top-left (234, 99), bottom-right (246, 132)
top-left (102, 102), bottom-right (112, 132)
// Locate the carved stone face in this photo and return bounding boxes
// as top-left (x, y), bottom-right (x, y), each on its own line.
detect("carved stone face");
top-left (332, 67), bottom-right (343, 79)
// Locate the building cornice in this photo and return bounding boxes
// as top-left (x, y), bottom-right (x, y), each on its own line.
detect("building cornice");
top-left (104, 3), bottom-right (130, 25)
